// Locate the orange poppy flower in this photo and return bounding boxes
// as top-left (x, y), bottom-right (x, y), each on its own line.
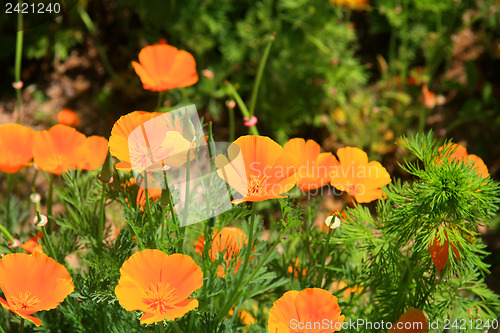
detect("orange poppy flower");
top-left (228, 308), bottom-right (256, 328)
top-left (109, 111), bottom-right (162, 170)
top-left (33, 124), bottom-right (88, 175)
top-left (57, 108), bottom-right (80, 127)
top-left (78, 136), bottom-right (109, 171)
top-left (0, 124), bottom-right (34, 173)
top-left (330, 147), bottom-right (391, 203)
top-left (428, 230), bottom-right (460, 273)
top-left (132, 44), bottom-right (198, 92)
top-left (195, 227), bottom-right (248, 277)
top-left (388, 308), bottom-right (428, 333)
top-left (439, 143), bottom-right (489, 178)
top-left (283, 138), bottom-right (339, 192)
top-left (216, 135), bottom-right (298, 203)
top-left (114, 250), bottom-right (203, 324)
top-left (268, 288), bottom-right (345, 332)
top-left (0, 252), bottom-right (74, 326)
top-left (21, 232), bottom-right (44, 254)
top-left (136, 187), bottom-right (163, 210)
top-left (330, 281), bottom-right (363, 299)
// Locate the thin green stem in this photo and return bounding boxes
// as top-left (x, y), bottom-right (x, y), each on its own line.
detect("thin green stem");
top-left (46, 173), bottom-right (54, 233)
top-left (77, 5), bottom-right (116, 79)
top-left (319, 226), bottom-right (333, 288)
top-left (157, 91), bottom-right (165, 111)
top-left (97, 182), bottom-right (107, 254)
top-left (14, 1), bottom-right (23, 123)
top-left (228, 107), bottom-right (234, 142)
top-left (172, 321), bottom-right (182, 333)
top-left (144, 186), bottom-right (155, 247)
top-left (5, 173), bottom-right (13, 232)
top-left (182, 153), bottom-right (191, 227)
top-left (225, 82), bottom-right (259, 136)
top-left (19, 318), bottom-right (24, 333)
top-left (41, 225), bottom-right (57, 261)
top-left (219, 202), bottom-right (257, 320)
top-left (0, 224), bottom-right (15, 244)
top-left (248, 33), bottom-right (276, 117)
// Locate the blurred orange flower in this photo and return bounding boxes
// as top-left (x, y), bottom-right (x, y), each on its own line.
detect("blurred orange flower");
top-left (329, 0), bottom-right (368, 10)
top-left (388, 308), bottom-right (428, 333)
top-left (195, 227), bottom-right (248, 277)
top-left (439, 143), bottom-right (489, 178)
top-left (136, 187), bottom-right (162, 210)
top-left (0, 124), bottom-right (34, 173)
top-left (287, 259), bottom-right (307, 279)
top-left (283, 138), bottom-right (339, 192)
top-left (115, 250), bottom-right (203, 324)
top-left (216, 135), bottom-right (298, 203)
top-left (330, 147), bottom-right (391, 203)
top-left (57, 109), bottom-right (80, 127)
top-left (33, 124), bottom-right (87, 175)
top-left (132, 44), bottom-right (198, 92)
top-left (268, 288), bottom-right (344, 332)
top-left (0, 252), bottom-right (74, 326)
top-left (108, 111), bottom-right (162, 170)
top-left (79, 136), bottom-right (109, 171)
top-left (21, 232), bottom-right (44, 254)
top-left (229, 308), bottom-right (256, 329)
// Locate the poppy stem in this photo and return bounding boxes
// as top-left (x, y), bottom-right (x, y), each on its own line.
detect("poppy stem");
top-left (319, 226), bottom-right (334, 288)
top-left (144, 184), bottom-right (155, 248)
top-left (41, 224), bottom-right (57, 261)
top-left (19, 318), bottom-right (24, 333)
top-left (248, 32), bottom-right (275, 117)
top-left (182, 152), bottom-right (191, 229)
top-left (97, 182), bottom-right (107, 254)
top-left (77, 5), bottom-right (116, 79)
top-left (219, 202), bottom-right (257, 320)
top-left (0, 224), bottom-right (15, 244)
top-left (5, 173), bottom-right (13, 232)
top-left (171, 321), bottom-right (182, 333)
top-left (228, 107), bottom-right (235, 142)
top-left (157, 91), bottom-right (164, 111)
top-left (46, 173), bottom-right (54, 233)
top-left (225, 82), bottom-right (259, 136)
top-left (14, 3), bottom-right (23, 123)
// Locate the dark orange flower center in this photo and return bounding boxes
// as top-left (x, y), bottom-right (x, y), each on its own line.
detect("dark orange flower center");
top-left (248, 174), bottom-right (268, 195)
top-left (10, 292), bottom-right (41, 312)
top-left (142, 282), bottom-right (177, 314)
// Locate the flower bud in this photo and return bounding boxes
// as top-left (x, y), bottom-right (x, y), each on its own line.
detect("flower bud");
top-left (99, 152), bottom-right (114, 183)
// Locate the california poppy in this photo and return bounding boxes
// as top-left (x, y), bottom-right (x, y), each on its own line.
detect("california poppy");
top-left (132, 44), bottom-right (198, 92)
top-left (330, 147), bottom-right (391, 203)
top-left (136, 187), bottom-right (162, 210)
top-left (216, 135), bottom-right (298, 203)
top-left (268, 288), bottom-right (344, 332)
top-left (283, 138), bottom-right (339, 192)
top-left (57, 109), bottom-right (80, 127)
top-left (79, 136), bottom-right (109, 171)
top-left (108, 111), bottom-right (162, 170)
top-left (439, 143), bottom-right (489, 178)
top-left (0, 252), bottom-right (74, 326)
top-left (115, 250), bottom-right (203, 324)
top-left (195, 227), bottom-right (248, 277)
top-left (0, 124), bottom-right (34, 173)
top-left (388, 307), bottom-right (428, 333)
top-left (33, 124), bottom-right (88, 175)
top-left (21, 232), bottom-right (44, 254)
